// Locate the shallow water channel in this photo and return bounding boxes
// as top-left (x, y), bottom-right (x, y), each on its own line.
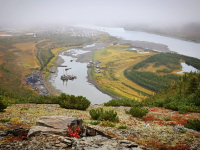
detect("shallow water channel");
top-left (177, 62), bottom-right (198, 74)
top-left (50, 50), bottom-right (112, 104)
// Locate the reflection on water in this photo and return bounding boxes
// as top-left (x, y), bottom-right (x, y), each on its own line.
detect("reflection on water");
top-left (177, 62), bottom-right (198, 74)
top-left (50, 50), bottom-right (112, 104)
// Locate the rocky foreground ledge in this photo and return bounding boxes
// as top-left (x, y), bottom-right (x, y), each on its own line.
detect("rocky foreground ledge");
top-left (0, 116), bottom-right (147, 150)
top-left (1, 104), bottom-right (200, 149)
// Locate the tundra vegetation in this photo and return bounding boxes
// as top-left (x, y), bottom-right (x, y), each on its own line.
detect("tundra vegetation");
top-left (0, 31), bottom-right (200, 149)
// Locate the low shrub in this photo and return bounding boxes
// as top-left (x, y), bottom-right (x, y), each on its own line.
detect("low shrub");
top-left (84, 120), bottom-right (101, 125)
top-left (184, 119), bottom-right (200, 131)
top-left (29, 93), bottom-right (91, 110)
top-left (178, 104), bottom-right (199, 114)
top-left (0, 118), bottom-right (10, 123)
top-left (89, 108), bottom-right (103, 120)
top-left (89, 108), bottom-right (119, 123)
top-left (128, 106), bottom-right (149, 118)
top-left (102, 121), bottom-right (116, 127)
top-left (179, 129), bottom-right (187, 134)
top-left (58, 93), bottom-right (91, 110)
top-left (0, 96), bottom-right (8, 112)
top-left (118, 125), bottom-right (128, 130)
top-left (163, 102), bottom-right (178, 111)
top-left (99, 109), bottom-right (119, 123)
top-left (20, 107), bottom-right (29, 111)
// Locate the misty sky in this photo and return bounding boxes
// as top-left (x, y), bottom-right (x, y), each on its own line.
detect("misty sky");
top-left (0, 0), bottom-right (200, 27)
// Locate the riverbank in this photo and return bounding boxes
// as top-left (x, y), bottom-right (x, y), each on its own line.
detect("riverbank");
top-left (46, 43), bottom-right (116, 103)
top-left (45, 40), bottom-right (168, 100)
top-left (87, 68), bottom-right (119, 100)
top-left (45, 52), bottom-right (65, 95)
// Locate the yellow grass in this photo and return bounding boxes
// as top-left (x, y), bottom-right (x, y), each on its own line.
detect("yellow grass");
top-left (93, 44), bottom-right (155, 100)
top-left (12, 42), bottom-right (40, 69)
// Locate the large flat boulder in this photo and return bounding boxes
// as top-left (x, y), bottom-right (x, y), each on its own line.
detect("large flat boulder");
top-left (28, 116), bottom-right (82, 137)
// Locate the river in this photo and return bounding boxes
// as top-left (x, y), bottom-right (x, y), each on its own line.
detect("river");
top-left (77, 24), bottom-right (200, 59)
top-left (49, 46), bottom-right (112, 104)
top-left (50, 25), bottom-right (200, 104)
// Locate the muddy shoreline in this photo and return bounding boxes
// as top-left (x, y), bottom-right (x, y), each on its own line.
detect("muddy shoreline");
top-left (46, 43), bottom-right (119, 99)
top-left (46, 54), bottom-right (64, 95)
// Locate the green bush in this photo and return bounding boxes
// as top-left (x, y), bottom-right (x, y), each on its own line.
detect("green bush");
top-left (163, 102), bottom-right (179, 111)
top-left (20, 107), bottom-right (29, 111)
top-left (58, 93), bottom-right (91, 110)
top-left (28, 93), bottom-right (90, 110)
top-left (178, 104), bottom-right (199, 114)
top-left (99, 109), bottom-right (119, 123)
top-left (84, 120), bottom-right (101, 125)
top-left (89, 108), bottom-right (119, 123)
top-left (128, 106), bottom-right (149, 118)
top-left (184, 119), bottom-right (200, 131)
top-left (118, 125), bottom-right (128, 130)
top-left (179, 129), bottom-right (187, 134)
top-left (89, 108), bottom-right (103, 120)
top-left (0, 96), bottom-right (8, 112)
top-left (102, 120), bottom-right (116, 127)
top-left (0, 118), bottom-right (10, 123)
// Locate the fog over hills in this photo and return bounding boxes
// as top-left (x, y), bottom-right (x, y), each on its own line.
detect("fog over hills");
top-left (0, 0), bottom-right (200, 28)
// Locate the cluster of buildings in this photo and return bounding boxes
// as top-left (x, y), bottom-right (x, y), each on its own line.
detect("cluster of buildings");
top-left (87, 61), bottom-right (102, 73)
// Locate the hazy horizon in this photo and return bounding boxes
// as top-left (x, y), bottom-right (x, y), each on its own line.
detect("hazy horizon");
top-left (1, 0), bottom-right (200, 28)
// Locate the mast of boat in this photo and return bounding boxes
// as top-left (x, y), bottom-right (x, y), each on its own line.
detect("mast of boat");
top-left (65, 69), bottom-right (68, 76)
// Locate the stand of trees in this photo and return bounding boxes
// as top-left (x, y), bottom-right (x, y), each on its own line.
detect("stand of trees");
top-left (125, 53), bottom-right (200, 93)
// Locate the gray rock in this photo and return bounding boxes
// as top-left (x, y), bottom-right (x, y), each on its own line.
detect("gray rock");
top-left (174, 125), bottom-right (200, 134)
top-left (28, 116), bottom-right (83, 137)
top-left (86, 126), bottom-right (97, 136)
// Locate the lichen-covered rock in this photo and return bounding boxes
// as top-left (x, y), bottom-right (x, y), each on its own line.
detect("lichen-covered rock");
top-left (28, 116), bottom-right (82, 137)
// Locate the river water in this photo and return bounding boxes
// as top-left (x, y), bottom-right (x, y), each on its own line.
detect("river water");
top-left (50, 25), bottom-right (200, 104)
top-left (77, 24), bottom-right (200, 59)
top-left (50, 50), bottom-right (112, 104)
top-left (177, 62), bottom-right (198, 74)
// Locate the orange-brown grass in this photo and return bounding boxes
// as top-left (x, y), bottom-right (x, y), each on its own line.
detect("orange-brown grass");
top-left (93, 44), bottom-right (155, 100)
top-left (12, 42), bottom-right (41, 75)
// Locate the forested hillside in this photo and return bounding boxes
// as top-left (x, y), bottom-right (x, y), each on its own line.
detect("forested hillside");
top-left (124, 53), bottom-right (200, 92)
top-left (144, 72), bottom-right (200, 113)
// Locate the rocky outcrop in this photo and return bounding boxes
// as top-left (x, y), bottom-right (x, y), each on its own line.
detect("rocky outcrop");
top-left (0, 132), bottom-right (148, 150)
top-left (27, 116), bottom-right (83, 137)
top-left (73, 136), bottom-right (145, 150)
top-left (174, 125), bottom-right (200, 134)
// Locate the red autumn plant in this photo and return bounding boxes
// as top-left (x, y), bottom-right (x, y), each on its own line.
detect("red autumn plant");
top-left (4, 131), bottom-right (28, 142)
top-left (67, 124), bottom-right (81, 138)
top-left (142, 114), bottom-right (161, 122)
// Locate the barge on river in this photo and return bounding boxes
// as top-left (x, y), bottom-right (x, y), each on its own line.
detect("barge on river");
top-left (61, 68), bottom-right (77, 81)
